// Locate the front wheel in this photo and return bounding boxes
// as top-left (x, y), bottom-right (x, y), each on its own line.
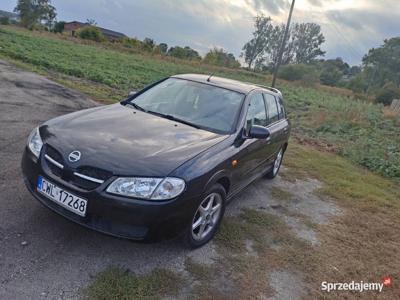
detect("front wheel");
top-left (183, 183), bottom-right (226, 248)
top-left (265, 147), bottom-right (284, 179)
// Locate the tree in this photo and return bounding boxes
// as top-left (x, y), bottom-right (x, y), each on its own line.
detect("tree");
top-left (168, 46), bottom-right (201, 60)
top-left (292, 23), bottom-right (325, 64)
top-left (14, 0), bottom-right (56, 29)
top-left (241, 15), bottom-right (273, 69)
top-left (362, 37), bottom-right (400, 89)
top-left (203, 48), bottom-right (240, 68)
top-left (242, 15), bottom-right (325, 70)
top-left (159, 43), bottom-right (168, 54)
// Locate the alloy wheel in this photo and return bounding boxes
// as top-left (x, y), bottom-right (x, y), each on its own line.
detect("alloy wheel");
top-left (273, 148), bottom-right (283, 176)
top-left (191, 192), bottom-right (222, 241)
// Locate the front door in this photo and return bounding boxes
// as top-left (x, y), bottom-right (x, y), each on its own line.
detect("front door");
top-left (233, 92), bottom-right (269, 189)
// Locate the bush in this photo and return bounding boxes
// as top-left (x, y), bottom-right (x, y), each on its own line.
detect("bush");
top-left (0, 16), bottom-right (10, 25)
top-left (121, 37), bottom-right (143, 50)
top-left (320, 68), bottom-right (342, 86)
top-left (30, 23), bottom-right (48, 31)
top-left (347, 73), bottom-right (368, 93)
top-left (374, 82), bottom-right (400, 106)
top-left (278, 64), bottom-right (319, 82)
top-left (203, 48), bottom-right (240, 68)
top-left (52, 21), bottom-right (66, 33)
top-left (76, 26), bottom-right (106, 42)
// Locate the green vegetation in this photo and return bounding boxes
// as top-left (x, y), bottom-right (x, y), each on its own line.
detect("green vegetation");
top-left (0, 26), bottom-right (399, 179)
top-left (285, 86), bottom-right (400, 179)
top-left (0, 16), bottom-right (10, 25)
top-left (76, 26), bottom-right (106, 42)
top-left (277, 63), bottom-right (319, 84)
top-left (82, 267), bottom-right (183, 300)
top-left (203, 47), bottom-right (240, 68)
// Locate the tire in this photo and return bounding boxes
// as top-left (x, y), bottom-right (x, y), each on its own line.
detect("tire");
top-left (265, 147), bottom-right (284, 179)
top-left (183, 183), bottom-right (226, 248)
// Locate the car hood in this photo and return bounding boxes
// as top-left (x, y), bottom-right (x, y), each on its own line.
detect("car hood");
top-left (41, 103), bottom-right (227, 176)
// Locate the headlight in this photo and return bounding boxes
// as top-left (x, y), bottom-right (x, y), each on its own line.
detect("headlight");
top-left (28, 127), bottom-right (43, 158)
top-left (106, 177), bottom-right (185, 200)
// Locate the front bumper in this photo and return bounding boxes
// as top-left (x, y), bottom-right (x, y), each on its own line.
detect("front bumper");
top-left (21, 147), bottom-right (199, 241)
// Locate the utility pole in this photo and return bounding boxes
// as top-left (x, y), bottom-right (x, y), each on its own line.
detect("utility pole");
top-left (271, 0), bottom-right (295, 87)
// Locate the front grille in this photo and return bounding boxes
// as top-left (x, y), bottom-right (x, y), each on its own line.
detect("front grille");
top-left (43, 144), bottom-right (112, 191)
top-left (71, 175), bottom-right (101, 190)
top-left (46, 145), bottom-right (63, 164)
top-left (76, 166), bottom-right (112, 181)
top-left (44, 145), bottom-right (63, 177)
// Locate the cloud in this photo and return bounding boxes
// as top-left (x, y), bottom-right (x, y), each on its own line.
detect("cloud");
top-left (246, 0), bottom-right (290, 15)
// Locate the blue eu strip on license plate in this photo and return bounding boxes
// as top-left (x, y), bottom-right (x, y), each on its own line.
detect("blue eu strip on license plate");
top-left (37, 176), bottom-right (43, 190)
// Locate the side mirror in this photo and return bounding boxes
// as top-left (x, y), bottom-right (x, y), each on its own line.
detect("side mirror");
top-left (248, 125), bottom-right (270, 139)
top-left (128, 90), bottom-right (137, 97)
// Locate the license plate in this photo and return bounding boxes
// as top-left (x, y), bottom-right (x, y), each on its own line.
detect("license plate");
top-left (37, 176), bottom-right (87, 217)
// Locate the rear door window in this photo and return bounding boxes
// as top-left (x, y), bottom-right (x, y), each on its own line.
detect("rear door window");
top-left (277, 97), bottom-right (286, 119)
top-left (263, 93), bottom-right (279, 124)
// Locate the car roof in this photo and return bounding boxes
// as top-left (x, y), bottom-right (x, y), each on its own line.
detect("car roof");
top-left (171, 74), bottom-right (282, 96)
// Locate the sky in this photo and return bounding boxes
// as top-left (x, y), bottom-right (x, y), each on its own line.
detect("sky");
top-left (2, 0), bottom-right (399, 65)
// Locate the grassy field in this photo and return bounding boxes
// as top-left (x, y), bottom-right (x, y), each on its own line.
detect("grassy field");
top-left (0, 25), bottom-right (399, 180)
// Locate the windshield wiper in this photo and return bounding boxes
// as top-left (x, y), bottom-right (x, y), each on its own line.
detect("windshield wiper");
top-left (146, 110), bottom-right (201, 129)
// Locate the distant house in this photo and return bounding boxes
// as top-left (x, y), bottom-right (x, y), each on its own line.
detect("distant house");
top-left (63, 21), bottom-right (126, 41)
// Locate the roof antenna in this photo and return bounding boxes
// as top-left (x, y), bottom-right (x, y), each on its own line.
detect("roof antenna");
top-left (207, 73), bottom-right (214, 82)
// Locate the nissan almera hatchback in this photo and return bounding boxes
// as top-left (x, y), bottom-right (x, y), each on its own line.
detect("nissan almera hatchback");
top-left (21, 74), bottom-right (290, 248)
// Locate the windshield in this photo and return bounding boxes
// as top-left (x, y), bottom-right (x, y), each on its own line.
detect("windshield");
top-left (130, 78), bottom-right (244, 134)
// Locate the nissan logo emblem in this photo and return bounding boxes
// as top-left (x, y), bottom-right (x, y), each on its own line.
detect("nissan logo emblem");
top-left (68, 151), bottom-right (81, 162)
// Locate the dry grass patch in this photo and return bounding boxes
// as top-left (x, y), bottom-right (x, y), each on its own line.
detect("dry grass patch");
top-left (270, 186), bottom-right (293, 201)
top-left (82, 267), bottom-right (183, 300)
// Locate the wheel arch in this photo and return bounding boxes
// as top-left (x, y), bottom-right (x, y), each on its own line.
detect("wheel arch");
top-left (204, 170), bottom-right (231, 196)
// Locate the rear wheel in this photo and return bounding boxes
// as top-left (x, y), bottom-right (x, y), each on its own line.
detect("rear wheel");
top-left (184, 183), bottom-right (226, 248)
top-left (265, 147), bottom-right (284, 179)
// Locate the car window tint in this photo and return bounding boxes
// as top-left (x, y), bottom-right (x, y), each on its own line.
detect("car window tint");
top-left (245, 93), bottom-right (267, 134)
top-left (264, 93), bottom-right (279, 124)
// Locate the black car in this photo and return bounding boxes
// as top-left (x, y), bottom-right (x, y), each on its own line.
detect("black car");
top-left (21, 74), bottom-right (290, 248)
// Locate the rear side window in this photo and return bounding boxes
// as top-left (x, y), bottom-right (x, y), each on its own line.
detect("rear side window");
top-left (264, 93), bottom-right (279, 124)
top-left (245, 93), bottom-right (267, 134)
top-left (277, 97), bottom-right (286, 119)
